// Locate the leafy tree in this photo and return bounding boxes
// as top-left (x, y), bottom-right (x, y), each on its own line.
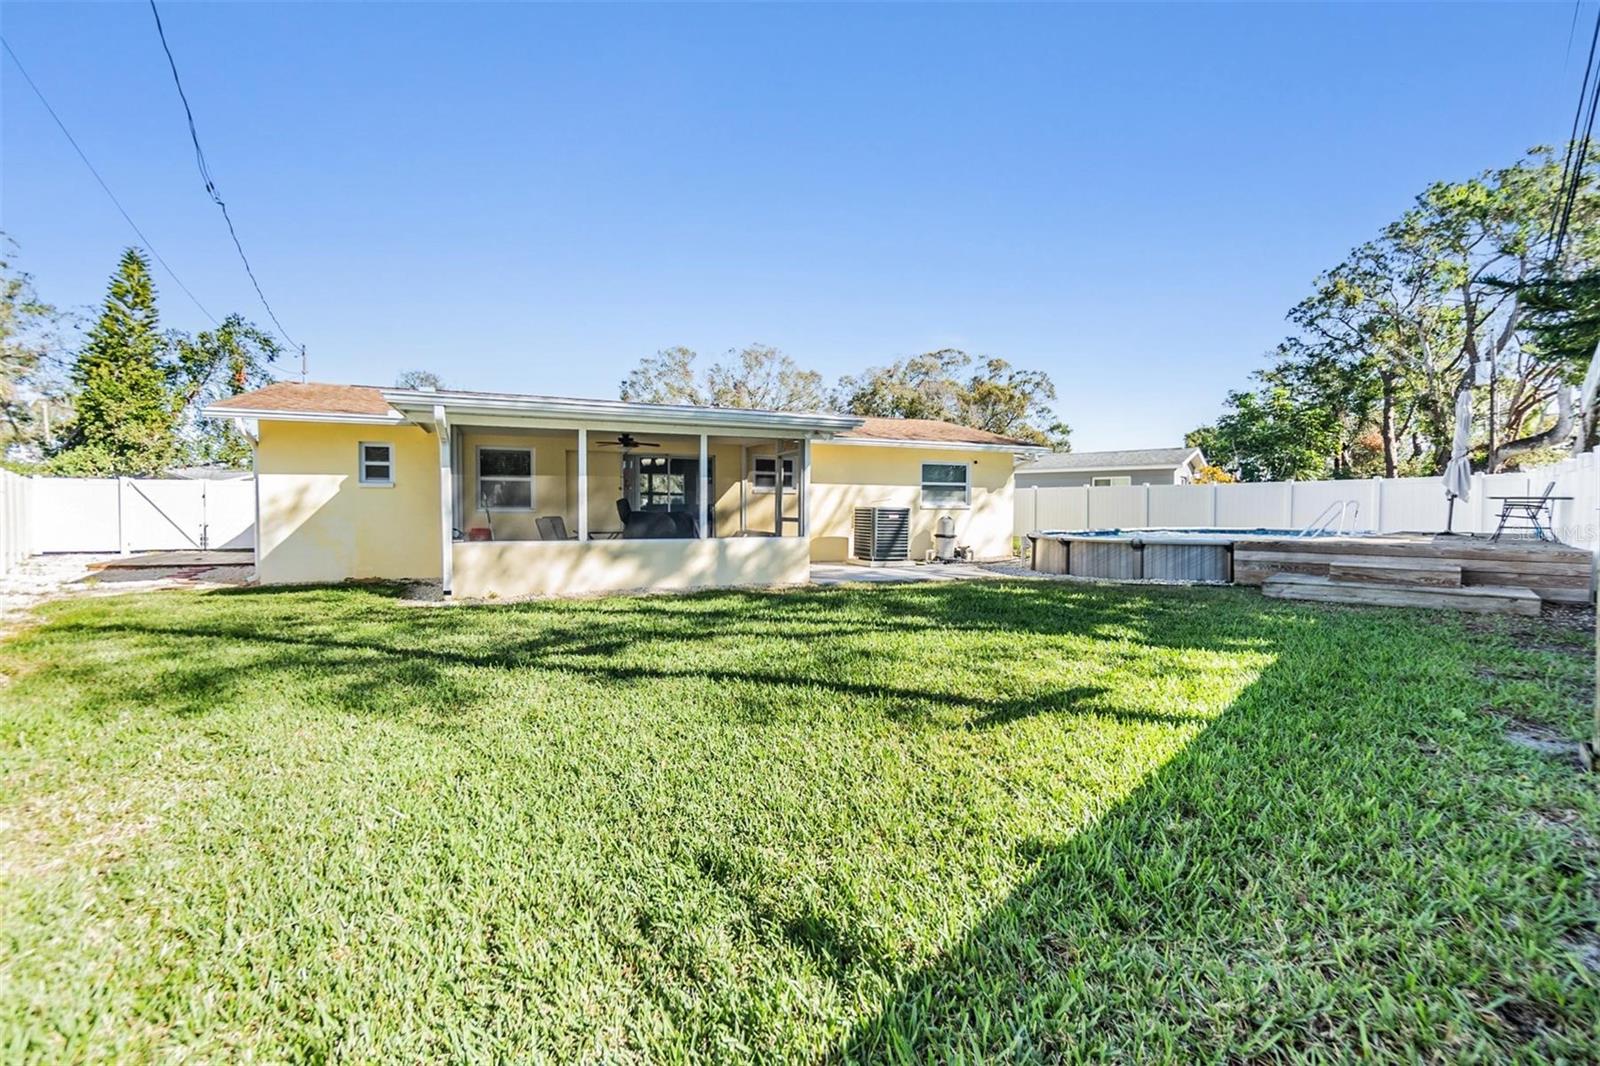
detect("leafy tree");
top-left (1193, 146), bottom-right (1600, 478)
top-left (837, 348), bottom-right (1071, 447)
top-left (621, 344), bottom-right (826, 411)
top-left (1190, 463), bottom-right (1236, 485)
top-left (173, 315), bottom-right (282, 467)
top-left (53, 249), bottom-right (178, 476)
top-left (836, 348), bottom-right (971, 422)
top-left (396, 370), bottom-right (446, 390)
top-left (704, 345), bottom-right (827, 411)
top-left (0, 237), bottom-right (71, 458)
top-left (1189, 387), bottom-right (1342, 482)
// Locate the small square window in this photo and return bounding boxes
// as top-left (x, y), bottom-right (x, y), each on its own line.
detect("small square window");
top-left (359, 442), bottom-right (393, 485)
top-left (1091, 476), bottom-right (1132, 488)
top-left (921, 462), bottom-right (970, 508)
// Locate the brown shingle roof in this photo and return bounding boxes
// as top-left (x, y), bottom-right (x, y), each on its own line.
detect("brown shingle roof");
top-left (206, 381), bottom-right (393, 417)
top-left (209, 382), bottom-right (1038, 448)
top-left (838, 417), bottom-right (1036, 447)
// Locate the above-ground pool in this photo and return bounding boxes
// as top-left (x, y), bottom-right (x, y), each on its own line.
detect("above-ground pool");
top-left (1027, 527), bottom-right (1370, 582)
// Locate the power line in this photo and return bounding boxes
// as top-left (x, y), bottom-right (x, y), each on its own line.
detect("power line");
top-left (0, 35), bottom-right (219, 325)
top-left (1566, 1), bottom-right (1585, 68)
top-left (1553, 5), bottom-right (1600, 257)
top-left (147, 0), bottom-right (299, 351)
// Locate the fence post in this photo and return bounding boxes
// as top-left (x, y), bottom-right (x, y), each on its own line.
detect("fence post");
top-left (1143, 484), bottom-right (1152, 528)
top-left (1210, 482), bottom-right (1219, 526)
top-left (1285, 481), bottom-right (1295, 527)
top-left (0, 475), bottom-right (10, 576)
top-left (117, 477), bottom-right (130, 556)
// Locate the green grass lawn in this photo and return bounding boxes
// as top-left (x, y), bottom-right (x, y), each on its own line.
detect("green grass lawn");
top-left (1, 580), bottom-right (1596, 1062)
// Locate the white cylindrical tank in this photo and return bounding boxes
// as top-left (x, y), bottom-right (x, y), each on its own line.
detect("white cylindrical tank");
top-left (934, 514), bottom-right (958, 561)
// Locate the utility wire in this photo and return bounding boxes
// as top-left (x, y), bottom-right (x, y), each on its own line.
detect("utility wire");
top-left (147, 0), bottom-right (299, 350)
top-left (1566, 1), bottom-right (1585, 68)
top-left (1557, 37), bottom-right (1600, 257)
top-left (1553, 6), bottom-right (1600, 256)
top-left (1, 35), bottom-right (219, 325)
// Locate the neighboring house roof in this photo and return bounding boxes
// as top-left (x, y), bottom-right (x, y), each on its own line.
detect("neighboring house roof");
top-left (1019, 446), bottom-right (1204, 472)
top-left (205, 382), bottom-right (1041, 450)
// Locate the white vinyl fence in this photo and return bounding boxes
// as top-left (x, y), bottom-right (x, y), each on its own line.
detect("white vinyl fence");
top-left (0, 470), bottom-right (36, 576)
top-left (1016, 448), bottom-right (1600, 550)
top-left (20, 476), bottom-right (255, 557)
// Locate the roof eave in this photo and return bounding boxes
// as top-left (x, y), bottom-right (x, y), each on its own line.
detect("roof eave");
top-left (829, 436), bottom-right (1046, 455)
top-left (199, 405), bottom-right (404, 425)
top-left (381, 389), bottom-right (864, 435)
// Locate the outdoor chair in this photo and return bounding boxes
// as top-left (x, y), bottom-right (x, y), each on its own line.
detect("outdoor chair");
top-left (1490, 481), bottom-right (1561, 542)
top-left (535, 515), bottom-right (576, 541)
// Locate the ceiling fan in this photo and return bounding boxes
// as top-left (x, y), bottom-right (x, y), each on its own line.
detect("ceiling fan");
top-left (596, 433), bottom-right (661, 449)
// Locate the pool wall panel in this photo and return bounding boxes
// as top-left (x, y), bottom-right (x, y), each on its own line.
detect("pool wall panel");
top-left (1072, 541), bottom-right (1140, 580)
top-left (1143, 543), bottom-right (1230, 582)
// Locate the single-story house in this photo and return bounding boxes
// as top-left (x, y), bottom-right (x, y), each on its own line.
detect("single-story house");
top-left (204, 382), bottom-right (1042, 597)
top-left (1015, 446), bottom-right (1206, 488)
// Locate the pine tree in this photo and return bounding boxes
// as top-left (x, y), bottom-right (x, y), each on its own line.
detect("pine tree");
top-left (54, 249), bottom-right (179, 475)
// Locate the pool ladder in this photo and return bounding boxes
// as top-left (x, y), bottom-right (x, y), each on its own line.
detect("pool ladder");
top-left (1299, 499), bottom-right (1361, 537)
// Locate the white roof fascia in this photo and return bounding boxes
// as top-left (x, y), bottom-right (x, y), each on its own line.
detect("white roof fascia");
top-left (823, 437), bottom-right (1045, 456)
top-left (198, 405), bottom-right (405, 425)
top-left (383, 389), bottom-right (861, 436)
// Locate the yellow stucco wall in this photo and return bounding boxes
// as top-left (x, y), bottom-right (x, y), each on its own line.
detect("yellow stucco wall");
top-left (253, 420), bottom-right (1017, 587)
top-left (452, 537), bottom-right (810, 598)
top-left (807, 443), bottom-right (1016, 562)
top-left (256, 420), bottom-right (442, 584)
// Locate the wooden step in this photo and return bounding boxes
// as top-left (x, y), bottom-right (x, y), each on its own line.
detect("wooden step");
top-left (1261, 574), bottom-right (1541, 616)
top-left (1328, 557), bottom-right (1462, 588)
top-left (1236, 534), bottom-right (1591, 566)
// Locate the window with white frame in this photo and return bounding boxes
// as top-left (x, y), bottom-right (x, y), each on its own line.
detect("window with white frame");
top-left (477, 447), bottom-right (534, 510)
top-left (1091, 475), bottom-right (1132, 487)
top-left (358, 442), bottom-right (394, 486)
top-left (920, 461), bottom-right (970, 507)
top-left (751, 455), bottom-right (795, 492)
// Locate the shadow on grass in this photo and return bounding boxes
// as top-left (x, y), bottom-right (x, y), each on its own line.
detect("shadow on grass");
top-left (41, 581), bottom-right (1248, 731)
top-left (10, 579), bottom-right (1597, 1059)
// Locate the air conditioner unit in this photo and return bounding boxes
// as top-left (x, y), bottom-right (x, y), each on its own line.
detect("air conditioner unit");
top-left (852, 506), bottom-right (911, 565)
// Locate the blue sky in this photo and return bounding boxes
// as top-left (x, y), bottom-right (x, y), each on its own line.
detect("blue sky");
top-left (0, 2), bottom-right (1583, 448)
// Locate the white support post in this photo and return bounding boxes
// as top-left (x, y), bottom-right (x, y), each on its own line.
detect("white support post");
top-left (799, 438), bottom-right (811, 537)
top-left (435, 405), bottom-right (453, 595)
top-left (739, 445), bottom-right (748, 534)
top-left (774, 447), bottom-right (784, 536)
top-left (576, 428), bottom-right (589, 541)
top-left (698, 433), bottom-right (709, 539)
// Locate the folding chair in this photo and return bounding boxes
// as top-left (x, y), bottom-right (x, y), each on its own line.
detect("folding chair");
top-left (1490, 482), bottom-right (1559, 542)
top-left (535, 515), bottom-right (576, 541)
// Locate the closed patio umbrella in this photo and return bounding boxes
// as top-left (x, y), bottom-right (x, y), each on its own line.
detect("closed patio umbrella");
top-left (1442, 389), bottom-right (1473, 534)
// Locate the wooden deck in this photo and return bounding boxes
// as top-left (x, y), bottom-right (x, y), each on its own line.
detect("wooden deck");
top-left (1235, 533), bottom-right (1592, 612)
